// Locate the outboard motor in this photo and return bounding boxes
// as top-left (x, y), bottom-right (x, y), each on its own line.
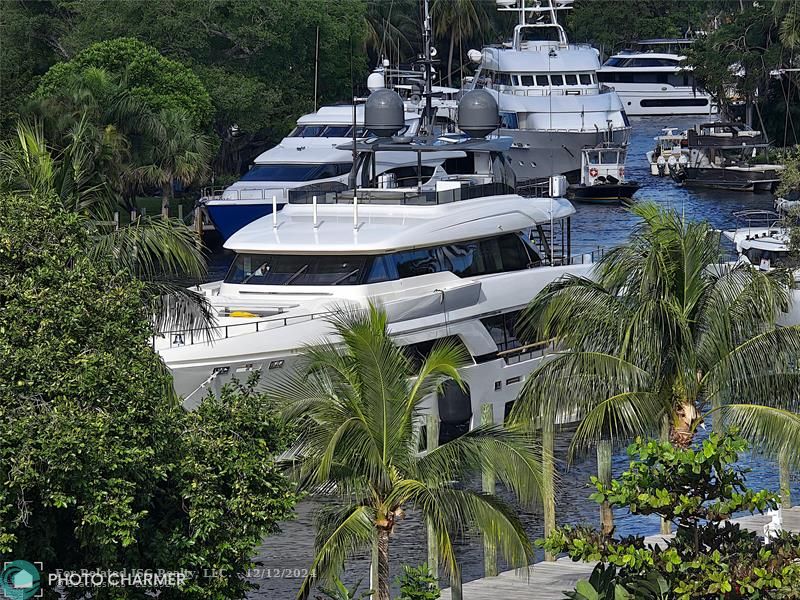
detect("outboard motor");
top-left (657, 154), bottom-right (666, 177)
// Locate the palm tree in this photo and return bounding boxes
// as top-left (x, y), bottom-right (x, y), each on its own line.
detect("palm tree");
top-left (0, 120), bottom-right (213, 332)
top-left (276, 304), bottom-right (543, 600)
top-left (432, 0), bottom-right (487, 87)
top-left (133, 108), bottom-right (212, 217)
top-left (511, 202), bottom-right (800, 536)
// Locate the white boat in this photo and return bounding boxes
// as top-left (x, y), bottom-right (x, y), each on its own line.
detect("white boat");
top-left (721, 210), bottom-right (800, 326)
top-left (467, 0), bottom-right (630, 182)
top-left (156, 90), bottom-right (594, 438)
top-left (598, 39), bottom-right (717, 116)
top-left (201, 105), bottom-right (428, 240)
top-left (568, 144), bottom-right (640, 203)
top-left (646, 127), bottom-right (688, 176)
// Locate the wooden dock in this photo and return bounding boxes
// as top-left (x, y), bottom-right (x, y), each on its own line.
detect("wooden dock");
top-left (439, 508), bottom-right (800, 599)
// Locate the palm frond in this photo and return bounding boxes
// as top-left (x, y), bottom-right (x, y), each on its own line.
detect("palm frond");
top-left (718, 404), bottom-right (800, 467)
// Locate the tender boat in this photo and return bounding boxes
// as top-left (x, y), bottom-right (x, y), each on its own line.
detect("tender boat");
top-left (156, 89), bottom-right (594, 440)
top-left (568, 144), bottom-right (639, 203)
top-left (646, 127), bottom-right (688, 176)
top-left (468, 0), bottom-right (630, 183)
top-left (670, 122), bottom-right (784, 192)
top-left (598, 39), bottom-right (717, 116)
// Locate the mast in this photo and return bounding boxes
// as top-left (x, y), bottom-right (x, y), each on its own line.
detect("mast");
top-left (421, 0), bottom-right (434, 135)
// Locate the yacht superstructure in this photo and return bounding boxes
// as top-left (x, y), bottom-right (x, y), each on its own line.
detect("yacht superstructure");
top-left (598, 39), bottom-right (717, 116)
top-left (202, 105), bottom-right (428, 240)
top-left (157, 89), bottom-right (593, 439)
top-left (468, 0), bottom-right (630, 182)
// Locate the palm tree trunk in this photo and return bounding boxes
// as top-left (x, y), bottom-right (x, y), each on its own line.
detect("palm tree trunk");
top-left (371, 532), bottom-right (379, 599)
top-left (660, 413), bottom-right (671, 536)
top-left (161, 181), bottom-right (171, 218)
top-left (542, 410), bottom-right (556, 561)
top-left (597, 438), bottom-right (614, 535)
top-left (426, 414), bottom-right (439, 581)
top-left (481, 404), bottom-right (498, 576)
top-left (377, 527), bottom-right (390, 600)
top-left (780, 447), bottom-right (792, 508)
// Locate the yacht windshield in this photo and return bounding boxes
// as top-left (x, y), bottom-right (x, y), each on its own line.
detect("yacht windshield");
top-left (240, 163), bottom-right (352, 182)
top-left (227, 254), bottom-right (367, 286)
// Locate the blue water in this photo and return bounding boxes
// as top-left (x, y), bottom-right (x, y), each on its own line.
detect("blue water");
top-left (215, 116), bottom-right (791, 599)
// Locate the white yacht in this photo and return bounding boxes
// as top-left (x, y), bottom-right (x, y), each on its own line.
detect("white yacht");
top-left (156, 90), bottom-right (593, 438)
top-left (598, 39), bottom-right (717, 116)
top-left (468, 0), bottom-right (630, 182)
top-left (201, 105), bottom-right (423, 240)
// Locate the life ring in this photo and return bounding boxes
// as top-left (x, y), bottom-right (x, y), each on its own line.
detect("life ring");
top-left (589, 167), bottom-right (599, 177)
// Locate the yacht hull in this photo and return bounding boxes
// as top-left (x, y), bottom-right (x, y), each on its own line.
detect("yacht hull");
top-left (611, 89), bottom-right (717, 116)
top-left (506, 127), bottom-right (630, 182)
top-left (672, 167), bottom-right (781, 193)
top-left (206, 203), bottom-right (275, 240)
top-left (568, 182), bottom-right (640, 203)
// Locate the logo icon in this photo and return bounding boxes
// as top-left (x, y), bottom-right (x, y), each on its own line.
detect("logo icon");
top-left (1, 561), bottom-right (42, 599)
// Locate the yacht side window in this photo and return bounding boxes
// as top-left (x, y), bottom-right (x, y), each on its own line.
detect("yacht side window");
top-left (499, 112), bottom-right (519, 129)
top-left (579, 73), bottom-right (592, 85)
top-left (550, 74), bottom-right (564, 86)
top-left (535, 75), bottom-right (549, 86)
top-left (521, 75), bottom-right (534, 86)
top-left (565, 74), bottom-right (578, 85)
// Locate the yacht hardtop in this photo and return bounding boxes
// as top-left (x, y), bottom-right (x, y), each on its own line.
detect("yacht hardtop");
top-left (157, 89), bottom-right (592, 440)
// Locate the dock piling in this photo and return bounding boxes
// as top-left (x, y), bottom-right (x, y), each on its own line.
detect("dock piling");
top-left (481, 404), bottom-right (498, 577)
top-left (426, 414), bottom-right (440, 583)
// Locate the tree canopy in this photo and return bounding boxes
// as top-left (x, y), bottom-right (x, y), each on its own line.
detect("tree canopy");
top-left (35, 37), bottom-right (213, 130)
top-left (0, 190), bottom-right (297, 598)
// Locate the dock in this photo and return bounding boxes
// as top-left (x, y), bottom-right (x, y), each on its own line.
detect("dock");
top-left (439, 508), bottom-right (800, 599)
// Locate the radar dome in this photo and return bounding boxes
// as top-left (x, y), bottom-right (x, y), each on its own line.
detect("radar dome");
top-left (365, 88), bottom-right (404, 137)
top-left (467, 49), bottom-right (483, 64)
top-left (367, 71), bottom-right (385, 92)
top-left (457, 89), bottom-right (499, 138)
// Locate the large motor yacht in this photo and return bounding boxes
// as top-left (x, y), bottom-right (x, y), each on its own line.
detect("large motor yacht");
top-left (598, 39), bottom-right (717, 116)
top-left (201, 105), bottom-right (435, 240)
top-left (468, 0), bottom-right (630, 182)
top-left (156, 89), bottom-right (592, 439)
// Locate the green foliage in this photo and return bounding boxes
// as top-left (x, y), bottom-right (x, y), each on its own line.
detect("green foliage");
top-left (277, 304), bottom-right (541, 599)
top-left (543, 433), bottom-right (800, 600)
top-left (315, 576), bottom-right (372, 600)
top-left (36, 37), bottom-right (212, 130)
top-left (397, 563), bottom-right (440, 600)
top-left (0, 192), bottom-right (297, 598)
top-left (777, 146), bottom-right (800, 199)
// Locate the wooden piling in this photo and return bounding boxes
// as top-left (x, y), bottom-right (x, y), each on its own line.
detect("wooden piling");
top-left (481, 404), bottom-right (498, 577)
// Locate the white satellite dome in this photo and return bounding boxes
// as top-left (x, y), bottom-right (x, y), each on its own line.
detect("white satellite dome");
top-left (467, 49), bottom-right (483, 64)
top-left (367, 71), bottom-right (385, 92)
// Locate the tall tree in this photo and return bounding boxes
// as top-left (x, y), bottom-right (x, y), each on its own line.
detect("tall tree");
top-left (277, 305), bottom-right (542, 600)
top-left (512, 202), bottom-right (800, 534)
top-left (133, 108), bottom-right (212, 217)
top-left (0, 191), bottom-right (297, 599)
top-left (432, 0), bottom-right (487, 87)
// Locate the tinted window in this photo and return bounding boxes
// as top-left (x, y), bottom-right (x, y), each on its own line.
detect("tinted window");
top-left (521, 75), bottom-right (534, 86)
top-left (565, 74), bottom-right (578, 85)
top-left (481, 310), bottom-right (523, 352)
top-left (226, 254), bottom-right (367, 285)
top-left (240, 163), bottom-right (351, 182)
top-left (579, 73), bottom-right (592, 85)
top-left (605, 57), bottom-right (623, 67)
top-left (536, 75), bottom-right (549, 86)
top-left (550, 74), bottom-right (564, 86)
top-left (640, 98), bottom-right (709, 107)
top-left (322, 125), bottom-right (353, 137)
top-left (498, 73), bottom-right (513, 86)
top-left (500, 112), bottom-right (518, 129)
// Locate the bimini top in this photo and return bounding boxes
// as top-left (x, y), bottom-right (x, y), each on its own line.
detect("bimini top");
top-left (224, 194), bottom-right (575, 255)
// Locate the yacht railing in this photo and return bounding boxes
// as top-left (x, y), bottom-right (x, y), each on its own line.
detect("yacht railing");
top-left (731, 210), bottom-right (783, 234)
top-left (287, 182), bottom-right (517, 206)
top-left (157, 310), bottom-right (332, 349)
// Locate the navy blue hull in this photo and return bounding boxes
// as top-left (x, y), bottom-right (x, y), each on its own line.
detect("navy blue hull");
top-left (206, 204), bottom-right (274, 240)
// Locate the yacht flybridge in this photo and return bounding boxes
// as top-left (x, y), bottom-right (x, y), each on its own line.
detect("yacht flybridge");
top-left (598, 39), bottom-right (717, 116)
top-left (469, 0), bottom-right (630, 182)
top-left (156, 89), bottom-right (592, 439)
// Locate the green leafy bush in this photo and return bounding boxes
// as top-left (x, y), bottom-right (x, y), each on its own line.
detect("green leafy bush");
top-left (545, 434), bottom-right (800, 600)
top-left (397, 563), bottom-right (440, 600)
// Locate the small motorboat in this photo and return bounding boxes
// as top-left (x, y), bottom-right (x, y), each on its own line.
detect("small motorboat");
top-left (568, 145), bottom-right (640, 203)
top-left (646, 127), bottom-right (688, 176)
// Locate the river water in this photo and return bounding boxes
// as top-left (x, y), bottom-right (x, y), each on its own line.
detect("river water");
top-left (203, 116), bottom-right (795, 599)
